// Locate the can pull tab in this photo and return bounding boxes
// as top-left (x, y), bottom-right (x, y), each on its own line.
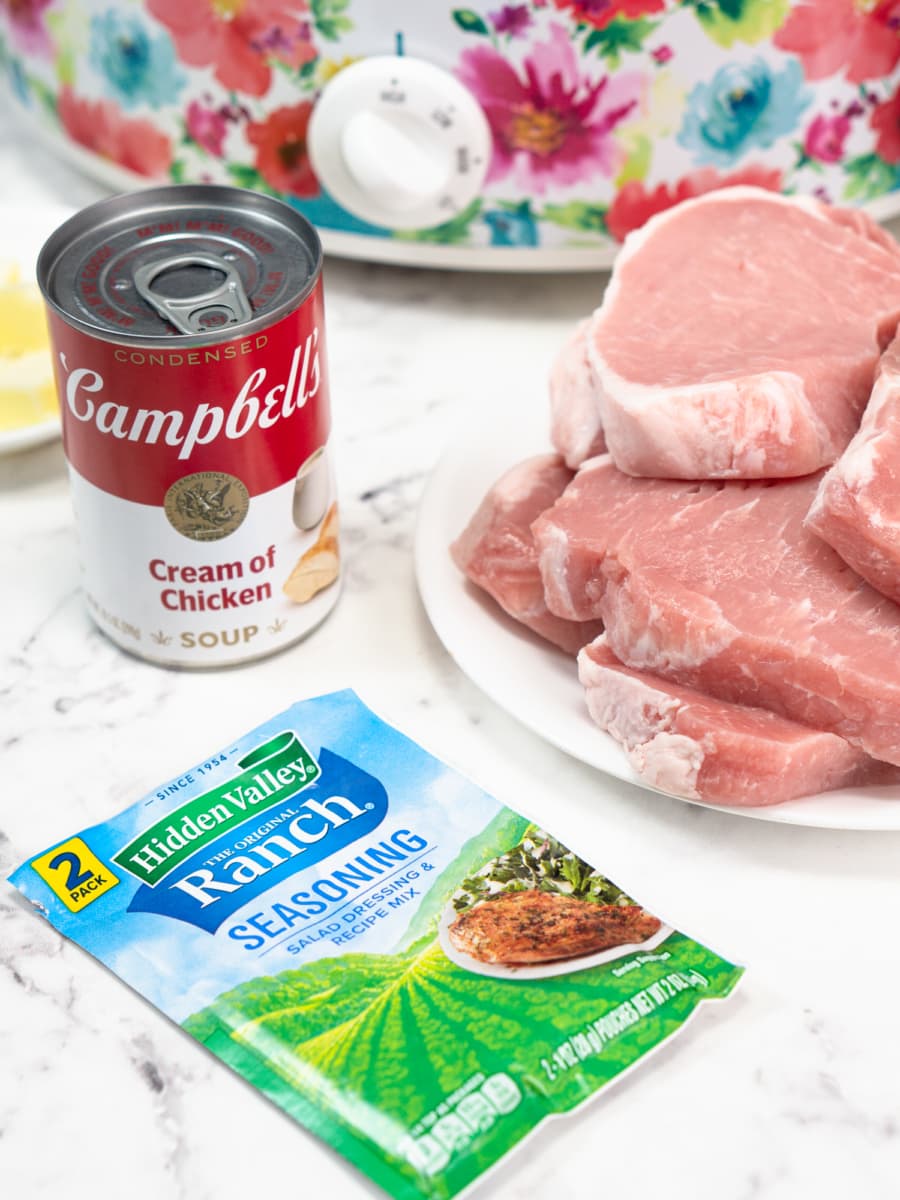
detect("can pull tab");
top-left (132, 252), bottom-right (253, 335)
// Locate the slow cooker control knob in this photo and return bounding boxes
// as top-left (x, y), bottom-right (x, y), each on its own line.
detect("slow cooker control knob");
top-left (307, 56), bottom-right (492, 231)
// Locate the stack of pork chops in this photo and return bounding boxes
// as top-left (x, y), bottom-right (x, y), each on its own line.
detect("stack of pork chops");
top-left (452, 187), bottom-right (900, 807)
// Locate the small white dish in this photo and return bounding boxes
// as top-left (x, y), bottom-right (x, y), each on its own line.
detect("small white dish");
top-left (0, 203), bottom-right (73, 457)
top-left (0, 416), bottom-right (60, 456)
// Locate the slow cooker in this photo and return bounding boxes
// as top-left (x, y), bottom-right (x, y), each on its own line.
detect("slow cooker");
top-left (2, 0), bottom-right (899, 269)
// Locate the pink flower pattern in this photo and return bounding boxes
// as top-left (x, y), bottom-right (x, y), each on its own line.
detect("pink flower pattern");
top-left (870, 92), bottom-right (900, 164)
top-left (774, 0), bottom-right (900, 85)
top-left (147, 0), bottom-right (315, 97)
top-left (804, 113), bottom-right (851, 163)
top-left (0, 0), bottom-right (54, 57)
top-left (553, 0), bottom-right (665, 31)
top-left (185, 99), bottom-right (229, 156)
top-left (457, 22), bottom-right (641, 192)
top-left (607, 165), bottom-right (783, 242)
top-left (57, 85), bottom-right (173, 177)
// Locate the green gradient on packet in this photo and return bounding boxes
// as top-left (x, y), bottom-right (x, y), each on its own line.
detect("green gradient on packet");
top-left (10, 690), bottom-right (743, 1200)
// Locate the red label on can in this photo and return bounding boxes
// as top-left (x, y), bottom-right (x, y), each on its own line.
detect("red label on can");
top-left (48, 282), bottom-right (330, 506)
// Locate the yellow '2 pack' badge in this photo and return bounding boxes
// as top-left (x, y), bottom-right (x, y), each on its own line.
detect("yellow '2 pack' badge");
top-left (31, 837), bottom-right (119, 913)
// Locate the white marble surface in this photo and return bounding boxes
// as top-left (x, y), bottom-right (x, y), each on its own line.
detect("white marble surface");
top-left (3, 113), bottom-right (900, 1200)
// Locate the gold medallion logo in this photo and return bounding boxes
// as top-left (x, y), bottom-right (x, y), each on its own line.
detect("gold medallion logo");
top-left (164, 472), bottom-right (250, 541)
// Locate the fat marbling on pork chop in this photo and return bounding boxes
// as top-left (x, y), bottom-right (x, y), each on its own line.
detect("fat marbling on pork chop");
top-left (448, 890), bottom-right (660, 966)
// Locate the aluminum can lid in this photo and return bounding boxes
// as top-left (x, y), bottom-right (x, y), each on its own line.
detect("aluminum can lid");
top-left (38, 184), bottom-right (323, 347)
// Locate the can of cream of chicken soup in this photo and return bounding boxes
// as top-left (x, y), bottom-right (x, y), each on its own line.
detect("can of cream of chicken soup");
top-left (38, 185), bottom-right (339, 668)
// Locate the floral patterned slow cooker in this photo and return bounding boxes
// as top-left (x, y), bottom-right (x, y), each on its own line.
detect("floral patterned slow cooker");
top-left (2, 0), bottom-right (899, 269)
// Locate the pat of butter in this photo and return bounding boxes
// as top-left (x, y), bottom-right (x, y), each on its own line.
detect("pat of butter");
top-left (0, 273), bottom-right (58, 432)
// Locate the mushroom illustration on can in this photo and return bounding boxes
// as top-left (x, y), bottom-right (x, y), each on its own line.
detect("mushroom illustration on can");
top-left (292, 446), bottom-right (331, 530)
top-left (283, 448), bottom-right (340, 605)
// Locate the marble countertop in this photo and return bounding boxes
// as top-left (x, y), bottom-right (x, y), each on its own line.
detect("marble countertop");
top-left (3, 114), bottom-right (900, 1200)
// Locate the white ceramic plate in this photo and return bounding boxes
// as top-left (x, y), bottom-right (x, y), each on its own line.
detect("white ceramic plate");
top-left (415, 404), bottom-right (900, 831)
top-left (0, 203), bottom-right (73, 457)
top-left (438, 901), bottom-right (673, 981)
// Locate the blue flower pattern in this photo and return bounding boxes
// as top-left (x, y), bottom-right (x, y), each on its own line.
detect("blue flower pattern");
top-left (484, 204), bottom-right (539, 247)
top-left (89, 10), bottom-right (185, 110)
top-left (678, 58), bottom-right (810, 167)
top-left (9, 57), bottom-right (31, 107)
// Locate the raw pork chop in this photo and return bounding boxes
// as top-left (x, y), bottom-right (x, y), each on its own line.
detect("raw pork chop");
top-left (578, 638), bottom-right (897, 806)
top-left (451, 454), bottom-right (603, 654)
top-left (533, 457), bottom-right (900, 764)
top-left (806, 330), bottom-right (900, 605)
top-left (587, 187), bottom-right (900, 479)
top-left (448, 890), bottom-right (660, 964)
top-left (549, 318), bottom-right (606, 468)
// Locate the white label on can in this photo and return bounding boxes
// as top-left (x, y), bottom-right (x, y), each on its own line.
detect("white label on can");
top-left (69, 459), bottom-right (340, 666)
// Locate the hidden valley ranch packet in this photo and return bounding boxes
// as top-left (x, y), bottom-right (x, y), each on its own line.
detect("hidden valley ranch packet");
top-left (11, 690), bottom-right (742, 1199)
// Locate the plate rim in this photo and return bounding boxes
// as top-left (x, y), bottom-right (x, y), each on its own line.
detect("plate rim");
top-left (0, 415), bottom-right (60, 456)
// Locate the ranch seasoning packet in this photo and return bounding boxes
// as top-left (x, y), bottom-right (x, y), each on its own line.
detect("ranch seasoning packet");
top-left (10, 690), bottom-right (742, 1199)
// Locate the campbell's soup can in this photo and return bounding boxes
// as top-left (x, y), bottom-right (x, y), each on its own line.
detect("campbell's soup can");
top-left (38, 185), bottom-right (339, 668)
